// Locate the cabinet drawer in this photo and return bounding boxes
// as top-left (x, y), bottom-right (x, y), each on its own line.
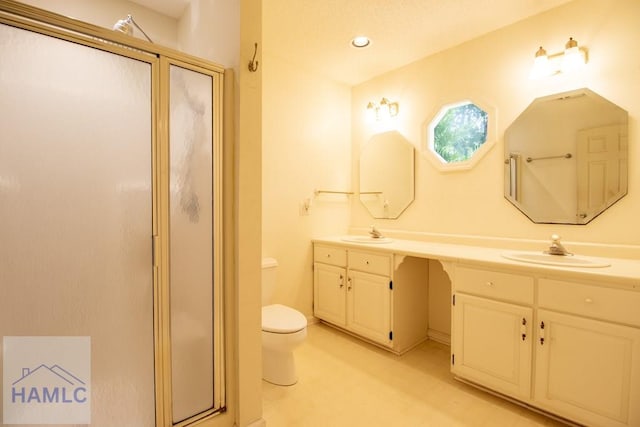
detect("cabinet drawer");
top-left (539, 279), bottom-right (640, 327)
top-left (455, 266), bottom-right (533, 305)
top-left (314, 245), bottom-right (347, 267)
top-left (348, 250), bottom-right (391, 276)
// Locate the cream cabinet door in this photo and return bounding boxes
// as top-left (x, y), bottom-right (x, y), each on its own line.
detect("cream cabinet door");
top-left (452, 293), bottom-right (533, 400)
top-left (313, 263), bottom-right (347, 327)
top-left (347, 270), bottom-right (392, 346)
top-left (534, 309), bottom-right (640, 427)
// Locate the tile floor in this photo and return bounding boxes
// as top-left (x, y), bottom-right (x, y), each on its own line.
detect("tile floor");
top-left (262, 322), bottom-right (568, 426)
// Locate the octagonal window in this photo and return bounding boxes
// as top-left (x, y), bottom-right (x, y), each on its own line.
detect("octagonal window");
top-left (424, 100), bottom-right (494, 171)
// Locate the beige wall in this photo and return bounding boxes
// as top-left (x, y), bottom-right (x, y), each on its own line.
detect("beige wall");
top-left (178, 0), bottom-right (239, 68)
top-left (262, 0), bottom-right (640, 341)
top-left (351, 0), bottom-right (640, 253)
top-left (347, 0), bottom-right (640, 339)
top-left (21, 0), bottom-right (179, 47)
top-left (261, 53), bottom-right (352, 318)
top-left (236, 1), bottom-right (263, 425)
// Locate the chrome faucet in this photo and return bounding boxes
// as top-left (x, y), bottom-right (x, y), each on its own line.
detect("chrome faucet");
top-left (369, 225), bottom-right (383, 239)
top-left (546, 234), bottom-right (572, 256)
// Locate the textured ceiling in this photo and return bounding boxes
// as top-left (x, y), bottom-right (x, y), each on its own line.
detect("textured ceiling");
top-left (264, 0), bottom-right (573, 85)
top-left (133, 0), bottom-right (573, 86)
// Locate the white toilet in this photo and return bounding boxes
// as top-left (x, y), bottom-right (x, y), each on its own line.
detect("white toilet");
top-left (261, 257), bottom-right (308, 385)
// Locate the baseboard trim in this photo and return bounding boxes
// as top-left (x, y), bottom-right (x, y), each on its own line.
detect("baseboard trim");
top-left (244, 418), bottom-right (267, 427)
top-left (454, 376), bottom-right (580, 426)
top-left (427, 328), bottom-right (450, 345)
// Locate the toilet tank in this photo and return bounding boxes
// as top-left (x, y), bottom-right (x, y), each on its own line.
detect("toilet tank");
top-left (261, 257), bottom-right (278, 306)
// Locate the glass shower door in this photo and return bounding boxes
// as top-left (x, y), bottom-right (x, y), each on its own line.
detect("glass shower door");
top-left (0, 23), bottom-right (155, 426)
top-left (168, 62), bottom-right (222, 424)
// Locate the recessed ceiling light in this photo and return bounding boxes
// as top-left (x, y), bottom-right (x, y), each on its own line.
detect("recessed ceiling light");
top-left (351, 36), bottom-right (370, 48)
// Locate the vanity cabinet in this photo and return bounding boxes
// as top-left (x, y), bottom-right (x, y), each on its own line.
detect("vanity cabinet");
top-left (533, 279), bottom-right (640, 427)
top-left (345, 269), bottom-right (391, 345)
top-left (312, 236), bottom-right (640, 425)
top-left (313, 245), bottom-right (348, 327)
top-left (313, 243), bottom-right (429, 353)
top-left (314, 244), bottom-right (392, 347)
top-left (452, 294), bottom-right (533, 400)
top-left (452, 266), bottom-right (640, 427)
top-left (451, 266), bottom-right (534, 400)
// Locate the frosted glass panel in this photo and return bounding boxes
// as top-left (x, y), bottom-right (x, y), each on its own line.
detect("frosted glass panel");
top-left (0, 24), bottom-right (154, 426)
top-left (169, 65), bottom-right (215, 423)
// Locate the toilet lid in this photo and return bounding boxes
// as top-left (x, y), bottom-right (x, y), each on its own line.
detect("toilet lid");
top-left (262, 304), bottom-right (307, 333)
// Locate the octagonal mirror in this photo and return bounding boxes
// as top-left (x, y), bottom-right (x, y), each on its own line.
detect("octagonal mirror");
top-left (359, 131), bottom-right (415, 219)
top-left (504, 88), bottom-right (628, 224)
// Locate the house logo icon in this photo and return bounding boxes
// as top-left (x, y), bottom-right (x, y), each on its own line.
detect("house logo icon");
top-left (11, 364), bottom-right (88, 404)
top-left (3, 336), bottom-right (91, 424)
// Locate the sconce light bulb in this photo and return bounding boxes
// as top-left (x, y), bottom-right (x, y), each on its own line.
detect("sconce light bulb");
top-left (530, 37), bottom-right (586, 79)
top-left (378, 98), bottom-right (391, 120)
top-left (388, 102), bottom-right (399, 118)
top-left (365, 98), bottom-right (399, 122)
top-left (365, 101), bottom-right (378, 122)
top-left (562, 37), bottom-right (585, 73)
top-left (565, 37), bottom-right (578, 50)
top-left (530, 48), bottom-right (551, 79)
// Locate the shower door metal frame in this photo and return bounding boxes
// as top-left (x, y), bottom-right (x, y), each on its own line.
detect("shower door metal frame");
top-left (0, 2), bottom-right (227, 426)
top-left (159, 56), bottom-right (226, 426)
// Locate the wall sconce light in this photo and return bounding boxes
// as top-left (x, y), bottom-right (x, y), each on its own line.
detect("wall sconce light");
top-left (530, 37), bottom-right (587, 79)
top-left (366, 98), bottom-right (399, 121)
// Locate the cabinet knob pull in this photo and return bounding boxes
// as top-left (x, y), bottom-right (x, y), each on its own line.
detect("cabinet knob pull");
top-left (347, 277), bottom-right (352, 291)
top-left (486, 281), bottom-right (494, 287)
top-left (339, 274), bottom-right (344, 288)
top-left (365, 260), bottom-right (370, 265)
top-left (326, 254), bottom-right (331, 258)
top-left (585, 297), bottom-right (593, 304)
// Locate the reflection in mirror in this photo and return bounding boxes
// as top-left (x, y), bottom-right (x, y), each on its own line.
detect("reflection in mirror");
top-left (360, 131), bottom-right (415, 219)
top-left (504, 88), bottom-right (628, 224)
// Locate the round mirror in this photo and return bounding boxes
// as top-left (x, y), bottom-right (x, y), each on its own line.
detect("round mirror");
top-left (359, 131), bottom-right (415, 219)
top-left (504, 88), bottom-right (628, 224)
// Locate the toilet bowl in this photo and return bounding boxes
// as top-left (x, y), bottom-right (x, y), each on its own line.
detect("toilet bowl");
top-left (261, 258), bottom-right (308, 385)
top-left (262, 304), bottom-right (307, 385)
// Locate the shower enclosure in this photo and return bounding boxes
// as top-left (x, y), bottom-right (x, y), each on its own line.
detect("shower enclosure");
top-left (0, 2), bottom-right (225, 426)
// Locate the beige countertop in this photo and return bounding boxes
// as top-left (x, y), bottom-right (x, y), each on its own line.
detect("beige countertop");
top-left (313, 236), bottom-right (640, 290)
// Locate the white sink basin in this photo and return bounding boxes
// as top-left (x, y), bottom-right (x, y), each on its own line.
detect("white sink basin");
top-left (341, 236), bottom-right (394, 244)
top-left (502, 252), bottom-right (610, 268)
